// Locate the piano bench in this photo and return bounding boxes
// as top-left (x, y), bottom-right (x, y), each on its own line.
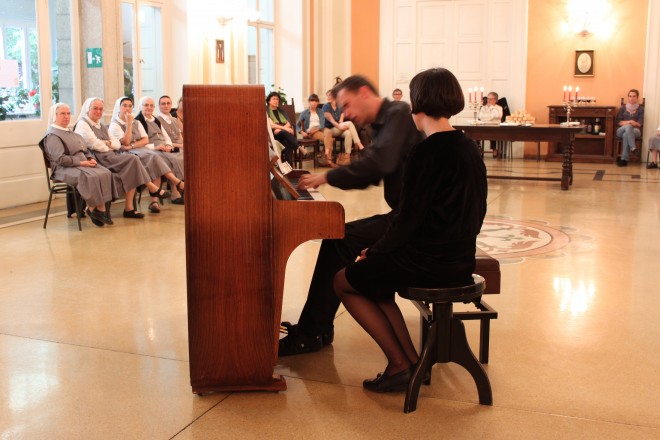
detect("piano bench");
top-left (400, 275), bottom-right (492, 413)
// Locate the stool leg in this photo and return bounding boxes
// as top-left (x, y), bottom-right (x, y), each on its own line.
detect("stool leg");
top-left (404, 319), bottom-right (437, 413)
top-left (479, 318), bottom-right (490, 364)
top-left (449, 318), bottom-right (493, 405)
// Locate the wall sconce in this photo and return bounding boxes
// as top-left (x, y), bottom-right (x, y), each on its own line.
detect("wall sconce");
top-left (566, 0), bottom-right (612, 37)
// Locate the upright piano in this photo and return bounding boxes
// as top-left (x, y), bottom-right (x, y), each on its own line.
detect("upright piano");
top-left (183, 85), bottom-right (345, 393)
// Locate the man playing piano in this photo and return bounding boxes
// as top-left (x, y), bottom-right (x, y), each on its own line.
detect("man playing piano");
top-left (280, 75), bottom-right (424, 356)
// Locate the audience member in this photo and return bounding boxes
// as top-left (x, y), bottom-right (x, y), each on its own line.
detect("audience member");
top-left (175, 97), bottom-right (184, 132)
top-left (74, 97), bottom-right (169, 219)
top-left (297, 93), bottom-right (328, 165)
top-left (157, 95), bottom-right (184, 150)
top-left (277, 75), bottom-right (424, 356)
top-left (616, 88), bottom-right (644, 167)
top-left (478, 91), bottom-right (504, 156)
top-left (135, 97), bottom-right (185, 202)
top-left (334, 67), bottom-right (487, 392)
top-left (322, 89), bottom-right (365, 166)
top-left (43, 103), bottom-right (114, 227)
top-left (266, 91), bottom-right (299, 164)
top-left (392, 88), bottom-right (403, 101)
top-left (109, 97), bottom-right (185, 210)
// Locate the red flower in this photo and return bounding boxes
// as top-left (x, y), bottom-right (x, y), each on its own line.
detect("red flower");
top-left (29, 89), bottom-right (37, 97)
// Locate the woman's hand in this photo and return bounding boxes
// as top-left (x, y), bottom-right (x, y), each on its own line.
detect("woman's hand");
top-left (80, 159), bottom-right (97, 167)
top-left (356, 248), bottom-right (368, 261)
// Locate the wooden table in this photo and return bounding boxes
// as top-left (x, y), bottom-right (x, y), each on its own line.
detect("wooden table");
top-left (454, 123), bottom-right (583, 190)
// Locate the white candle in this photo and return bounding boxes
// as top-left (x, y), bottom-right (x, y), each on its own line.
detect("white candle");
top-left (563, 85), bottom-right (567, 102)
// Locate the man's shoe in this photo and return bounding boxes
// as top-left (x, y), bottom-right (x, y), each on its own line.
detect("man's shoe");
top-left (647, 162), bottom-right (658, 169)
top-left (616, 159), bottom-right (628, 167)
top-left (278, 326), bottom-right (323, 356)
top-left (280, 322), bottom-right (334, 346)
top-left (631, 148), bottom-right (640, 157)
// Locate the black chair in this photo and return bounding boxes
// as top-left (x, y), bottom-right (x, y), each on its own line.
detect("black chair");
top-left (399, 274), bottom-right (492, 413)
top-left (37, 138), bottom-right (83, 231)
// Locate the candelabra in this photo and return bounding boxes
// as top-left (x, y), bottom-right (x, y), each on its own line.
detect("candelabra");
top-left (562, 100), bottom-right (575, 125)
top-left (468, 100), bottom-right (483, 124)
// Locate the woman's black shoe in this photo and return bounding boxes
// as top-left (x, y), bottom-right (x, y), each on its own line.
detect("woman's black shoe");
top-left (123, 210), bottom-right (145, 219)
top-left (86, 208), bottom-right (105, 227)
top-left (149, 189), bottom-right (172, 199)
top-left (363, 366), bottom-right (413, 393)
top-left (100, 210), bottom-right (114, 225)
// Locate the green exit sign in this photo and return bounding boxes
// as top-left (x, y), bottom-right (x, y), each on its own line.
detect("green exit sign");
top-left (86, 48), bottom-right (103, 68)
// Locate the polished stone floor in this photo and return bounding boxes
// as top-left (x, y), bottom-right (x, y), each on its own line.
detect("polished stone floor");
top-left (1, 158), bottom-right (659, 439)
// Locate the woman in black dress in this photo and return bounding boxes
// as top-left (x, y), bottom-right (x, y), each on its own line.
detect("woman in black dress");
top-left (334, 67), bottom-right (488, 393)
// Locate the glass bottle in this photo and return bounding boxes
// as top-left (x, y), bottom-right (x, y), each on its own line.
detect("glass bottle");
top-left (593, 118), bottom-right (600, 135)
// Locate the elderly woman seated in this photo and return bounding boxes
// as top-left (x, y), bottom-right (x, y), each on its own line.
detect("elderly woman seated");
top-left (136, 96), bottom-right (185, 198)
top-left (43, 103), bottom-right (114, 227)
top-left (156, 95), bottom-right (184, 151)
top-left (74, 97), bottom-right (171, 219)
top-left (109, 96), bottom-right (185, 211)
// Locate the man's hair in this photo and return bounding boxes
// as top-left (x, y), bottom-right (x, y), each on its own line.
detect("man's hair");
top-left (409, 68), bottom-right (464, 118)
top-left (488, 92), bottom-right (499, 100)
top-left (392, 88), bottom-right (402, 94)
top-left (308, 93), bottom-right (319, 101)
top-left (332, 74), bottom-right (378, 97)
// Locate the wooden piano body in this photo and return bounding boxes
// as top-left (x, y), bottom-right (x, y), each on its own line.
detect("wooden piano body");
top-left (183, 85), bottom-right (345, 393)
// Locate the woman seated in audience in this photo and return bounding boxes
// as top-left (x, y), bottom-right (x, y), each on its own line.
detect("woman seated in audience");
top-left (44, 103), bottom-right (114, 227)
top-left (616, 88), bottom-right (644, 167)
top-left (296, 93), bottom-right (329, 165)
top-left (333, 67), bottom-right (487, 393)
top-left (109, 96), bottom-right (185, 210)
top-left (266, 91), bottom-right (299, 165)
top-left (157, 95), bottom-right (184, 150)
top-left (136, 97), bottom-right (185, 190)
top-left (323, 89), bottom-right (365, 166)
top-left (74, 97), bottom-right (171, 219)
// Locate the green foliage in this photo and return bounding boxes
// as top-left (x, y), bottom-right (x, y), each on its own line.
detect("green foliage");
top-left (0, 86), bottom-right (40, 120)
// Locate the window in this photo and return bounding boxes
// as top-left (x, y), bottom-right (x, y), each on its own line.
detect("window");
top-left (122, 1), bottom-right (164, 101)
top-left (247, 0), bottom-right (274, 88)
top-left (0, 0), bottom-right (40, 121)
top-left (48, 0), bottom-right (77, 115)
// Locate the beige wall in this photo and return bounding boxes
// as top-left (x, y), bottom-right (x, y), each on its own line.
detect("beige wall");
top-left (350, 0), bottom-right (380, 88)
top-left (525, 0), bottom-right (648, 156)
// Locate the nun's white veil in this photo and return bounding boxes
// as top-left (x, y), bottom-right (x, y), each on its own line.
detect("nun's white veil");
top-left (49, 102), bottom-right (69, 125)
top-left (76, 97), bottom-right (103, 124)
top-left (112, 96), bottom-right (134, 121)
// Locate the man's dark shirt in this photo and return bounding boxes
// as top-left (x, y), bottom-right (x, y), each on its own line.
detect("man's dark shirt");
top-left (326, 99), bottom-right (424, 212)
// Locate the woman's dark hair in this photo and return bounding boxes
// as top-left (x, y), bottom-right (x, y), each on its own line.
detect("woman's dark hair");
top-left (332, 75), bottom-right (378, 97)
top-left (266, 91), bottom-right (280, 105)
top-left (120, 97), bottom-right (133, 106)
top-left (159, 95), bottom-right (171, 104)
top-left (308, 93), bottom-right (319, 101)
top-left (628, 89), bottom-right (639, 98)
top-left (409, 68), bottom-right (464, 118)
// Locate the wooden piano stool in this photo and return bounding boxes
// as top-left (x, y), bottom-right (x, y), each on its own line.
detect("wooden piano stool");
top-left (400, 275), bottom-right (492, 413)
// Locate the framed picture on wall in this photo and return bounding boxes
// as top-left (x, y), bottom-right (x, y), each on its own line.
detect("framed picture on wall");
top-left (575, 50), bottom-right (594, 76)
top-left (216, 40), bottom-right (225, 64)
